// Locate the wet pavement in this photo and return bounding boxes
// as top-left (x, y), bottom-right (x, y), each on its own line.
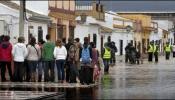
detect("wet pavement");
top-left (98, 56), bottom-right (175, 99)
top-left (0, 56), bottom-right (175, 99)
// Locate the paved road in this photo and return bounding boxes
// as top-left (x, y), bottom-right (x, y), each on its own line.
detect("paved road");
top-left (97, 56), bottom-right (175, 99)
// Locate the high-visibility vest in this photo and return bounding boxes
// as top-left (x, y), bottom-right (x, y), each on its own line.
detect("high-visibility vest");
top-left (103, 48), bottom-right (111, 59)
top-left (148, 45), bottom-right (154, 53)
top-left (165, 45), bottom-right (171, 52)
top-left (153, 45), bottom-right (158, 52)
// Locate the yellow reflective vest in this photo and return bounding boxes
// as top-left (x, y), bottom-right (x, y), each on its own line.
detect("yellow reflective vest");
top-left (148, 45), bottom-right (154, 53)
top-left (165, 45), bottom-right (171, 52)
top-left (103, 48), bottom-right (111, 59)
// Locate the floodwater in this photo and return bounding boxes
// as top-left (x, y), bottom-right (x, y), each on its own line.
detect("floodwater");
top-left (1, 57), bottom-right (175, 99)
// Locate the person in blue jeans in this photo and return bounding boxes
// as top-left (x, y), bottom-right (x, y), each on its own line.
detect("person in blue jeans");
top-left (26, 37), bottom-right (41, 82)
top-left (42, 34), bottom-right (55, 82)
top-left (54, 39), bottom-right (67, 83)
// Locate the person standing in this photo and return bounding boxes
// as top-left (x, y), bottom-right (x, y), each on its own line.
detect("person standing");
top-left (37, 39), bottom-right (45, 82)
top-left (164, 42), bottom-right (172, 60)
top-left (154, 42), bottom-right (159, 62)
top-left (12, 37), bottom-right (28, 82)
top-left (102, 43), bottom-right (111, 74)
top-left (0, 35), bottom-right (13, 82)
top-left (26, 37), bottom-right (41, 82)
top-left (67, 41), bottom-right (80, 83)
top-left (74, 38), bottom-right (82, 78)
top-left (147, 41), bottom-right (154, 62)
top-left (172, 43), bottom-right (175, 58)
top-left (42, 34), bottom-right (55, 82)
top-left (80, 37), bottom-right (92, 85)
top-left (54, 39), bottom-right (67, 83)
top-left (125, 43), bottom-right (131, 63)
top-left (90, 42), bottom-right (100, 83)
top-left (65, 38), bottom-right (74, 83)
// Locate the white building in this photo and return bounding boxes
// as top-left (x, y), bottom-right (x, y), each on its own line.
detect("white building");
top-left (149, 20), bottom-right (174, 52)
top-left (75, 16), bottom-right (113, 53)
top-left (0, 1), bottom-right (51, 44)
top-left (75, 11), bottom-right (134, 55)
top-left (105, 11), bottom-right (134, 55)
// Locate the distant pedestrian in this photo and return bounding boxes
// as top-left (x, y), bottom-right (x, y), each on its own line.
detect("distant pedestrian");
top-left (125, 43), bottom-right (131, 63)
top-left (26, 37), bottom-right (41, 82)
top-left (164, 42), bottom-right (172, 60)
top-left (12, 37), bottom-right (28, 82)
top-left (54, 39), bottom-right (67, 83)
top-left (0, 35), bottom-right (13, 82)
top-left (172, 43), bottom-right (175, 58)
top-left (42, 34), bottom-right (55, 82)
top-left (154, 42), bottom-right (159, 62)
top-left (147, 41), bottom-right (154, 62)
top-left (102, 43), bottom-right (111, 74)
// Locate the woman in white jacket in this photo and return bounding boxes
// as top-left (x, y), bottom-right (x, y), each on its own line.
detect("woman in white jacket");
top-left (54, 39), bottom-right (67, 83)
top-left (12, 37), bottom-right (28, 82)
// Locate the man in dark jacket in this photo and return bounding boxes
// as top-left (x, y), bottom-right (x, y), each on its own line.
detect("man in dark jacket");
top-left (125, 43), bottom-right (131, 63)
top-left (65, 38), bottom-right (74, 83)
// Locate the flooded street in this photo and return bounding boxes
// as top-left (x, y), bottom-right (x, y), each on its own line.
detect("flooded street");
top-left (0, 57), bottom-right (175, 99)
top-left (97, 57), bottom-right (175, 99)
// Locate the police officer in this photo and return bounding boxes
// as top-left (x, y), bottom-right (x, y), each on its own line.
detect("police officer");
top-left (154, 42), bottom-right (159, 62)
top-left (148, 41), bottom-right (154, 62)
top-left (164, 42), bottom-right (172, 60)
top-left (102, 43), bottom-right (111, 74)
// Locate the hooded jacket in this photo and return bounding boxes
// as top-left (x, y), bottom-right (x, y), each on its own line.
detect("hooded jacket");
top-left (0, 42), bottom-right (12, 61)
top-left (12, 43), bottom-right (28, 62)
top-left (42, 41), bottom-right (55, 61)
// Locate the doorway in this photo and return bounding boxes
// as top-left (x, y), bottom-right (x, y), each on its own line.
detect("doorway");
top-left (119, 40), bottom-right (123, 55)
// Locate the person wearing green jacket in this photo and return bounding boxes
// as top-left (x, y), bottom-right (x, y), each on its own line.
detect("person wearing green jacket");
top-left (42, 34), bottom-right (55, 82)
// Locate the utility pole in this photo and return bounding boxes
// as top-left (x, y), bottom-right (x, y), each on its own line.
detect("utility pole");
top-left (19, 1), bottom-right (25, 37)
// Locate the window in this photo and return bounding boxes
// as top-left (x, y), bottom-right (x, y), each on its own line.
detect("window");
top-left (38, 26), bottom-right (43, 42)
top-left (93, 34), bottom-right (97, 46)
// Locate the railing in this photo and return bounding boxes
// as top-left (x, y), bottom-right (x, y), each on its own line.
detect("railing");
top-left (76, 4), bottom-right (93, 11)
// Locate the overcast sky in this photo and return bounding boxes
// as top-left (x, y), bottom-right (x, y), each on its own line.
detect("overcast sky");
top-left (13, 1), bottom-right (175, 14)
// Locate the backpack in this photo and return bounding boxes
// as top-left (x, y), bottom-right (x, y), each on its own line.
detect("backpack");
top-left (81, 47), bottom-right (91, 64)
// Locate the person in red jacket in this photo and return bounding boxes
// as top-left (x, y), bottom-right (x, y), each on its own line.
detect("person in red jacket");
top-left (0, 35), bottom-right (13, 82)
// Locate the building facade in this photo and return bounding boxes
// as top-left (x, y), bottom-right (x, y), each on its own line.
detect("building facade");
top-left (118, 14), bottom-right (154, 53)
top-left (48, 0), bottom-right (76, 42)
top-left (0, 1), bottom-right (50, 44)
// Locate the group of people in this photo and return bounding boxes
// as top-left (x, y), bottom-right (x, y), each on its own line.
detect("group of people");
top-left (0, 34), bottom-right (116, 85)
top-left (148, 41), bottom-right (175, 62)
top-left (125, 43), bottom-right (140, 64)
